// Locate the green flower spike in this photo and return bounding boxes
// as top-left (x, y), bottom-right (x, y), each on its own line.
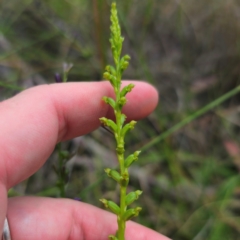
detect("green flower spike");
top-left (99, 3), bottom-right (142, 240)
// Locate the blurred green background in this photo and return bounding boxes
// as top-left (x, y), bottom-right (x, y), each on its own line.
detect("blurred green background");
top-left (2, 0), bottom-right (240, 239)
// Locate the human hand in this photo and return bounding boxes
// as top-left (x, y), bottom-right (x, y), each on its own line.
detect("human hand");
top-left (0, 81), bottom-right (170, 240)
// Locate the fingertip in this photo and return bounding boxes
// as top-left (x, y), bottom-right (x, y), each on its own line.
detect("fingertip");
top-left (125, 221), bottom-right (171, 240)
top-left (115, 80), bottom-right (159, 121)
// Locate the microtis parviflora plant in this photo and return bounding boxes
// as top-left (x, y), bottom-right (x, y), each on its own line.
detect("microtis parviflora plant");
top-left (99, 3), bottom-right (142, 240)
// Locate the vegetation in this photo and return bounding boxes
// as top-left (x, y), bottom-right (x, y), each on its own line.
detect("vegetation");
top-left (2, 0), bottom-right (240, 239)
top-left (99, 3), bottom-right (142, 239)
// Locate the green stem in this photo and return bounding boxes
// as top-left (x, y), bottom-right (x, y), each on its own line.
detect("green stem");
top-left (115, 91), bottom-right (127, 240)
top-left (118, 166), bottom-right (127, 239)
top-left (102, 4), bottom-right (141, 239)
top-left (141, 85), bottom-right (240, 152)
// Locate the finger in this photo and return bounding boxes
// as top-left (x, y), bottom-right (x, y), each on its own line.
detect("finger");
top-left (8, 197), bottom-right (169, 240)
top-left (0, 81), bottom-right (158, 188)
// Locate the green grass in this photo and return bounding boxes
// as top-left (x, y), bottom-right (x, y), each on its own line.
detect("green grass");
top-left (2, 0), bottom-right (240, 239)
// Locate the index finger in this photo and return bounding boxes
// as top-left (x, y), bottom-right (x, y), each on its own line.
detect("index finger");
top-left (0, 81), bottom-right (158, 188)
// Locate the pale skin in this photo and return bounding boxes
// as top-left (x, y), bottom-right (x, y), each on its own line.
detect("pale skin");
top-left (0, 81), bottom-right (170, 240)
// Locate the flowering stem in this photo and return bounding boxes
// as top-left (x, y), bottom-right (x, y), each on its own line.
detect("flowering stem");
top-left (99, 3), bottom-right (142, 240)
top-left (115, 95), bottom-right (127, 239)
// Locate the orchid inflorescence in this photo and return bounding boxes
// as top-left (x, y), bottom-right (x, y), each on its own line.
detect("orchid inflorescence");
top-left (99, 3), bottom-right (142, 240)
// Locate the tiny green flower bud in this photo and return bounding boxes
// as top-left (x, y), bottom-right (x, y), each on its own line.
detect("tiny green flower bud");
top-left (106, 65), bottom-right (116, 75)
top-left (130, 120), bottom-right (137, 128)
top-left (123, 54), bottom-right (131, 61)
top-left (123, 207), bottom-right (142, 221)
top-left (108, 201), bottom-right (121, 215)
top-left (119, 55), bottom-right (131, 72)
top-left (103, 72), bottom-right (116, 85)
top-left (105, 65), bottom-right (111, 72)
top-left (124, 154), bottom-right (134, 168)
top-left (103, 97), bottom-right (116, 109)
top-left (105, 168), bottom-right (121, 182)
top-left (103, 72), bottom-right (110, 80)
top-left (100, 117), bottom-right (117, 132)
top-left (111, 2), bottom-right (116, 10)
top-left (118, 97), bottom-right (127, 108)
top-left (121, 121), bottom-right (137, 138)
top-left (122, 61), bottom-right (129, 69)
top-left (125, 190), bottom-right (143, 206)
top-left (100, 199), bottom-right (120, 215)
top-left (99, 117), bottom-right (107, 125)
top-left (124, 151), bottom-right (141, 168)
top-left (99, 198), bottom-right (108, 208)
top-left (109, 75), bottom-right (116, 84)
top-left (134, 150), bottom-right (141, 158)
top-left (120, 84), bottom-right (135, 97)
top-left (107, 119), bottom-right (117, 132)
